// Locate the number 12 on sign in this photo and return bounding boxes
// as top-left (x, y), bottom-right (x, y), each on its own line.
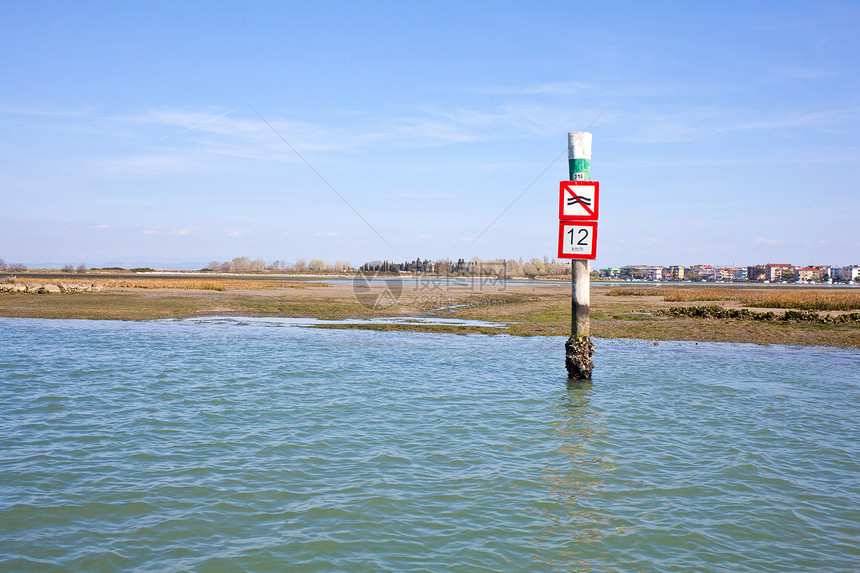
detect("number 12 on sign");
top-left (558, 221), bottom-right (598, 259)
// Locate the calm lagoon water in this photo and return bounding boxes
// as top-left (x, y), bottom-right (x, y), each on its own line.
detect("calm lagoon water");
top-left (1, 317), bottom-right (858, 572)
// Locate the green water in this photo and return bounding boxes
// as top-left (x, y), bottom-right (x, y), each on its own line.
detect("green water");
top-left (1, 317), bottom-right (858, 571)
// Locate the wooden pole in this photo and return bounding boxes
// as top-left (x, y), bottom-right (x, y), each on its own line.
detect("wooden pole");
top-left (565, 132), bottom-right (594, 380)
top-left (572, 260), bottom-right (590, 337)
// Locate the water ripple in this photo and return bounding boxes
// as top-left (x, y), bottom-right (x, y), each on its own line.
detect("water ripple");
top-left (0, 318), bottom-right (858, 571)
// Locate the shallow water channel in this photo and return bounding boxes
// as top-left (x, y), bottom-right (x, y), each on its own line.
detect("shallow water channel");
top-left (1, 317), bottom-right (857, 571)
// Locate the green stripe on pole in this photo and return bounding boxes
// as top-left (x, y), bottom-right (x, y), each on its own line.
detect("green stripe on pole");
top-left (568, 158), bottom-right (591, 181)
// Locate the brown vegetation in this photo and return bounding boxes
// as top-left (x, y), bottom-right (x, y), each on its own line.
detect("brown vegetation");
top-left (1, 276), bottom-right (322, 292)
top-left (606, 286), bottom-right (860, 311)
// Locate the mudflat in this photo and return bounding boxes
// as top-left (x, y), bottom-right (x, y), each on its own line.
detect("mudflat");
top-left (1, 276), bottom-right (858, 348)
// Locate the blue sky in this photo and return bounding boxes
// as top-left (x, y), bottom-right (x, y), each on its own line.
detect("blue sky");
top-left (2, 0), bottom-right (858, 269)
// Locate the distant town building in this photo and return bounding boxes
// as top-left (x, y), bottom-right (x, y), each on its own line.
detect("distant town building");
top-left (687, 265), bottom-right (718, 281)
top-left (643, 266), bottom-right (663, 281)
top-left (620, 265), bottom-right (650, 279)
top-left (765, 263), bottom-right (793, 282)
top-left (747, 266), bottom-right (766, 281)
top-left (794, 267), bottom-right (818, 282)
top-left (833, 265), bottom-right (860, 283)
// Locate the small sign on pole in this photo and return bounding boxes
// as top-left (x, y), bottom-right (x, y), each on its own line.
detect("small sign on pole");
top-left (558, 181), bottom-right (599, 220)
top-left (557, 221), bottom-right (598, 260)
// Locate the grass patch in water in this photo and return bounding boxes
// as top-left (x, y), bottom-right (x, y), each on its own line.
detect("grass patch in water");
top-left (612, 312), bottom-right (657, 321)
top-left (304, 323), bottom-right (509, 335)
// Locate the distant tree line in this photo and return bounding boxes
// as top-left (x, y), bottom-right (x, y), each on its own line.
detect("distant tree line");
top-left (359, 257), bottom-right (570, 277)
top-left (206, 257), bottom-right (352, 274)
top-left (0, 258), bottom-right (27, 272)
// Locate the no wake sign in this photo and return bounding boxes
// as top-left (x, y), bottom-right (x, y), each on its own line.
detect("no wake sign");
top-left (558, 181), bottom-right (599, 220)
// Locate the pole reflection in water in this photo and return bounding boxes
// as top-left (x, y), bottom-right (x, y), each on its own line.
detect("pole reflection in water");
top-left (533, 381), bottom-right (636, 571)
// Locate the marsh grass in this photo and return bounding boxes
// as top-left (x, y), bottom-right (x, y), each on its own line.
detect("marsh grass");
top-left (606, 288), bottom-right (660, 297)
top-left (96, 278), bottom-right (288, 291)
top-left (607, 286), bottom-right (860, 311)
top-left (233, 298), bottom-right (374, 319)
top-left (661, 287), bottom-right (860, 311)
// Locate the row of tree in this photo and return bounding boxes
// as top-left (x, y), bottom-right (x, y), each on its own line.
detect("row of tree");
top-left (360, 257), bottom-right (571, 277)
top-left (0, 259), bottom-right (27, 272)
top-left (206, 257), bottom-right (352, 274)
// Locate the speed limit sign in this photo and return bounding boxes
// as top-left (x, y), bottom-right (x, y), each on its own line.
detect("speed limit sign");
top-left (557, 221), bottom-right (597, 260)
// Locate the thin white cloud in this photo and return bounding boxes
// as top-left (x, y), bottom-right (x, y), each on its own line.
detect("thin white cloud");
top-left (169, 227), bottom-right (202, 236)
top-left (120, 109), bottom-right (351, 153)
top-left (11, 103), bottom-right (578, 180)
top-left (464, 81), bottom-right (596, 96)
top-left (141, 227), bottom-right (202, 236)
top-left (753, 237), bottom-right (785, 246)
top-left (609, 103), bottom-right (860, 146)
top-left (712, 108), bottom-right (860, 135)
top-left (460, 78), bottom-right (698, 100)
top-left (89, 153), bottom-right (208, 176)
top-left (117, 104), bottom-right (578, 157)
top-left (773, 66), bottom-right (838, 81)
top-left (0, 105), bottom-right (92, 118)
top-left (452, 80), bottom-right (859, 146)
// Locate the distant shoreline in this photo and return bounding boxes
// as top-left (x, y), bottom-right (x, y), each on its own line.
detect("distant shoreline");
top-left (2, 269), bottom-right (857, 288)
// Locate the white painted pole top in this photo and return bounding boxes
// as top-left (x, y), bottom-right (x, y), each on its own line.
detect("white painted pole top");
top-left (568, 132), bottom-right (592, 160)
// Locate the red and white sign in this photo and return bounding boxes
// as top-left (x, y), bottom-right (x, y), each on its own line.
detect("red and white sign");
top-left (558, 181), bottom-right (599, 220)
top-left (557, 221), bottom-right (598, 260)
